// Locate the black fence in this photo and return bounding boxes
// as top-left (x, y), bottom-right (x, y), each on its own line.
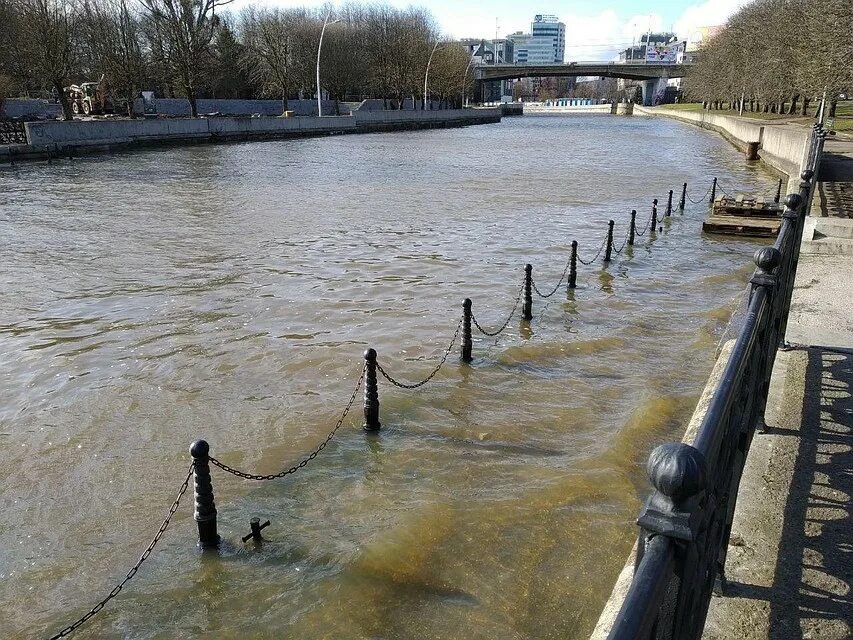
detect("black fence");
top-left (605, 125), bottom-right (826, 640)
top-left (0, 119), bottom-right (27, 144)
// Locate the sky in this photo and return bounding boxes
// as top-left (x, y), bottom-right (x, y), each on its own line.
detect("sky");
top-left (229, 0), bottom-right (752, 60)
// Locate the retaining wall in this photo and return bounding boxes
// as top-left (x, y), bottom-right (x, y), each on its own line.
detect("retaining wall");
top-left (635, 106), bottom-right (810, 179)
top-left (10, 108), bottom-right (500, 161)
top-left (1, 98), bottom-right (62, 119)
top-left (523, 104), bottom-right (612, 114)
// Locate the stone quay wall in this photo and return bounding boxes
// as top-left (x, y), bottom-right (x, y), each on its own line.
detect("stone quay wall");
top-left (634, 106), bottom-right (811, 180)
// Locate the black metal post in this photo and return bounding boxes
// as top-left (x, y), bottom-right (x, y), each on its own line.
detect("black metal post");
top-left (190, 440), bottom-right (219, 548)
top-left (774, 178), bottom-right (782, 203)
top-left (604, 220), bottom-right (614, 262)
top-left (568, 241), bottom-right (577, 289)
top-left (462, 298), bottom-right (473, 362)
top-left (679, 182), bottom-right (687, 211)
top-left (628, 210), bottom-right (636, 246)
top-left (363, 348), bottom-right (380, 431)
top-left (651, 199), bottom-right (658, 231)
top-left (710, 177), bottom-right (717, 203)
top-left (666, 190), bottom-right (673, 216)
top-left (522, 264), bottom-right (533, 320)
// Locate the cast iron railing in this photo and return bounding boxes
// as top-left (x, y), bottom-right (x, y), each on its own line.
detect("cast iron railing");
top-left (0, 119), bottom-right (27, 144)
top-left (605, 125), bottom-right (826, 640)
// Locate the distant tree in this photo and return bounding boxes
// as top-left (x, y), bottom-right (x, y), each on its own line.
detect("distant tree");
top-left (139, 0), bottom-right (232, 116)
top-left (17, 0), bottom-right (80, 120)
top-left (81, 0), bottom-right (147, 117)
top-left (211, 16), bottom-right (250, 99)
top-left (240, 6), bottom-right (299, 112)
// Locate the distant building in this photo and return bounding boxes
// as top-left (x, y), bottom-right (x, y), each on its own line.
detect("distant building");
top-left (508, 14), bottom-right (566, 64)
top-left (617, 32), bottom-right (679, 63)
top-left (459, 38), bottom-right (515, 101)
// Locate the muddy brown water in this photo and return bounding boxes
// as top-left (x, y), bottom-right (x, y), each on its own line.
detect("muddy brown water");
top-left (0, 115), bottom-right (775, 639)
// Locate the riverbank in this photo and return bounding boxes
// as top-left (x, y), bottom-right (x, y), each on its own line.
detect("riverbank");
top-left (634, 105), bottom-right (810, 182)
top-left (0, 107), bottom-right (502, 164)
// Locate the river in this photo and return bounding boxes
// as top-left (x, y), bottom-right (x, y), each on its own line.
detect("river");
top-left (0, 114), bottom-right (776, 639)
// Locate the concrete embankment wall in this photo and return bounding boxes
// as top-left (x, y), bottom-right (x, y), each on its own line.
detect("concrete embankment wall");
top-left (635, 106), bottom-right (809, 180)
top-left (5, 108), bottom-right (500, 162)
top-left (524, 104), bottom-right (612, 114)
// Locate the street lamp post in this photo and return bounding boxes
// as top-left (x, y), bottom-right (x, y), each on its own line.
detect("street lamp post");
top-left (461, 52), bottom-right (476, 107)
top-left (316, 12), bottom-right (341, 117)
top-left (424, 41), bottom-right (439, 110)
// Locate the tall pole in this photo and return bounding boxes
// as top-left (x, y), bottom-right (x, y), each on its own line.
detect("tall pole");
top-left (424, 41), bottom-right (439, 110)
top-left (316, 12), bottom-right (339, 117)
top-left (462, 52), bottom-right (476, 108)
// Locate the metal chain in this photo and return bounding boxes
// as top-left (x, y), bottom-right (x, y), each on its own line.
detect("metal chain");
top-left (612, 228), bottom-right (630, 255)
top-left (210, 368), bottom-right (365, 481)
top-left (376, 317), bottom-right (463, 389)
top-left (532, 256), bottom-right (573, 298)
top-left (471, 278), bottom-right (525, 337)
top-left (577, 234), bottom-right (608, 265)
top-left (634, 208), bottom-right (655, 238)
top-left (48, 466), bottom-right (194, 640)
top-left (686, 182), bottom-right (714, 205)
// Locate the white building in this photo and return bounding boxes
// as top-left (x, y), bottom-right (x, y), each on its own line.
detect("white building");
top-left (508, 14), bottom-right (566, 64)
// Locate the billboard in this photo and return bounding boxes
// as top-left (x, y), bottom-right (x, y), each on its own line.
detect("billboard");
top-left (646, 41), bottom-right (684, 63)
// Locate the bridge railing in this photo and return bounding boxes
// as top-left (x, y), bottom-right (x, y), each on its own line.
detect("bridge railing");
top-left (605, 125), bottom-right (826, 640)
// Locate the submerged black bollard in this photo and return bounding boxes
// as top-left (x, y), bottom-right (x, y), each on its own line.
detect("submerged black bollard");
top-left (190, 440), bottom-right (219, 549)
top-left (679, 182), bottom-right (687, 211)
top-left (462, 299), bottom-right (473, 363)
top-left (242, 517), bottom-right (271, 543)
top-left (710, 177), bottom-right (717, 203)
top-left (651, 199), bottom-right (658, 231)
top-left (604, 220), bottom-right (614, 262)
top-left (628, 210), bottom-right (636, 246)
top-left (522, 264), bottom-right (533, 321)
top-left (568, 241), bottom-right (578, 289)
top-left (666, 190), bottom-right (673, 216)
top-left (774, 178), bottom-right (783, 204)
top-left (363, 349), bottom-right (380, 431)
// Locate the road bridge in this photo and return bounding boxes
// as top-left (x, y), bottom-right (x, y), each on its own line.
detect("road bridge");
top-left (473, 62), bottom-right (693, 106)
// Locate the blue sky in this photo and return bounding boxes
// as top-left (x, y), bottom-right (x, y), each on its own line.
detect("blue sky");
top-left (231, 0), bottom-right (750, 59)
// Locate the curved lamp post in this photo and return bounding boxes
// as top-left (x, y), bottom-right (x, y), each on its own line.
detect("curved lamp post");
top-left (316, 12), bottom-right (341, 117)
top-left (423, 41), bottom-right (440, 110)
top-left (461, 52), bottom-right (476, 108)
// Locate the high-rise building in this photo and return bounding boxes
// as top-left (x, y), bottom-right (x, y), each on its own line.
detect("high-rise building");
top-left (508, 14), bottom-right (566, 64)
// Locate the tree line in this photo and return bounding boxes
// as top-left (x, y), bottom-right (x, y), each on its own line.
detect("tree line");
top-left (684, 0), bottom-right (852, 117)
top-left (0, 0), bottom-right (475, 119)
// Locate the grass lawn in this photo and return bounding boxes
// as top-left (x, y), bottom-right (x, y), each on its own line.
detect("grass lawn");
top-left (660, 101), bottom-right (853, 133)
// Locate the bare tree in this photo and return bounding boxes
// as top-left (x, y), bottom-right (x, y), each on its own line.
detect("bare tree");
top-left (139, 0), bottom-right (231, 117)
top-left (17, 0), bottom-right (79, 120)
top-left (81, 0), bottom-right (146, 117)
top-left (240, 6), bottom-right (298, 113)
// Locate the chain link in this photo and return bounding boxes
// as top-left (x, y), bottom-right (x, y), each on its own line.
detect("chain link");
top-left (686, 182), bottom-right (714, 205)
top-left (48, 466), bottom-right (193, 639)
top-left (376, 317), bottom-right (463, 389)
top-left (471, 278), bottom-right (525, 337)
top-left (634, 207), bottom-right (655, 238)
top-left (612, 228), bottom-right (630, 255)
top-left (577, 234), bottom-right (608, 265)
top-left (531, 256), bottom-right (573, 298)
top-left (210, 368), bottom-right (365, 480)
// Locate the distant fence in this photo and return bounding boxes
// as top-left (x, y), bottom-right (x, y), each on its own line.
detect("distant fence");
top-left (35, 168), bottom-right (797, 639)
top-left (601, 125), bottom-right (825, 640)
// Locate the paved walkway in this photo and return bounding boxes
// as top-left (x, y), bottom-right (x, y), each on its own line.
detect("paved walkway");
top-left (703, 154), bottom-right (853, 639)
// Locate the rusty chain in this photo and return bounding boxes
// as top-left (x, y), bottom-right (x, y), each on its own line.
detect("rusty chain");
top-left (210, 367), bottom-right (365, 480)
top-left (375, 317), bottom-right (463, 389)
top-left (47, 465), bottom-right (194, 639)
top-left (471, 278), bottom-right (525, 337)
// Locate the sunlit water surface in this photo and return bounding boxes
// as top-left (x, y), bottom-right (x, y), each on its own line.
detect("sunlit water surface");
top-left (0, 115), bottom-right (775, 639)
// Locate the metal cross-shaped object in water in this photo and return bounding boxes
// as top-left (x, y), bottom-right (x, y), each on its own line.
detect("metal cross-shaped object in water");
top-left (242, 517), bottom-right (271, 543)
